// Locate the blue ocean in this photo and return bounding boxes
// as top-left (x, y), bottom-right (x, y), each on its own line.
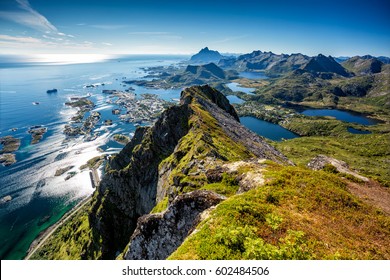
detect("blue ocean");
top-left (0, 55), bottom-right (187, 259)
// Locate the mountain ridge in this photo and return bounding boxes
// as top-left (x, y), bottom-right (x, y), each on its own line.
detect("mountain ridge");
top-left (88, 85), bottom-right (290, 258)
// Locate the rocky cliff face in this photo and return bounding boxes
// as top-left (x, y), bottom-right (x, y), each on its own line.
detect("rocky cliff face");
top-left (123, 190), bottom-right (225, 260)
top-left (87, 85), bottom-right (290, 259)
top-left (90, 105), bottom-right (191, 258)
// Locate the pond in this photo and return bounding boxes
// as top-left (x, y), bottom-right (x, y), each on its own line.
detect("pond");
top-left (226, 95), bottom-right (245, 104)
top-left (240, 116), bottom-right (299, 141)
top-left (300, 109), bottom-right (379, 126)
top-left (226, 82), bottom-right (255, 95)
top-left (347, 127), bottom-right (372, 134)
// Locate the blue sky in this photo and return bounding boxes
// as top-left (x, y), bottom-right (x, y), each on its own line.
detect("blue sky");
top-left (0, 0), bottom-right (389, 56)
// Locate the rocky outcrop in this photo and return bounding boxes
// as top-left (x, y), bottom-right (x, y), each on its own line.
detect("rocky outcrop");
top-left (0, 135), bottom-right (20, 166)
top-left (28, 126), bottom-right (47, 144)
top-left (0, 153), bottom-right (16, 166)
top-left (54, 166), bottom-right (74, 176)
top-left (307, 154), bottom-right (369, 182)
top-left (0, 135), bottom-right (21, 153)
top-left (123, 190), bottom-right (225, 260)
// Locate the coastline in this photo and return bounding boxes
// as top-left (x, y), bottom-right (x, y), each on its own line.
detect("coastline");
top-left (24, 194), bottom-right (93, 260)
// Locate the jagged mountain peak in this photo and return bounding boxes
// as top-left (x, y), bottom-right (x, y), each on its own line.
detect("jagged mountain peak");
top-left (302, 54), bottom-right (351, 77)
top-left (190, 47), bottom-right (223, 62)
top-left (180, 85), bottom-right (239, 121)
top-left (342, 55), bottom-right (383, 74)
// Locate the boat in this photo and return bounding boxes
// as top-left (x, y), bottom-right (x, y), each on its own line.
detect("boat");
top-left (46, 88), bottom-right (58, 93)
top-left (32, 102), bottom-right (40, 105)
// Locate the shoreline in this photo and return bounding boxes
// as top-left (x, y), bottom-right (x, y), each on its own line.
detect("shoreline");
top-left (24, 194), bottom-right (93, 260)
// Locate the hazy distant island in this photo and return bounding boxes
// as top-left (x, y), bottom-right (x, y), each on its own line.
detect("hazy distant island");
top-left (189, 47), bottom-right (225, 63)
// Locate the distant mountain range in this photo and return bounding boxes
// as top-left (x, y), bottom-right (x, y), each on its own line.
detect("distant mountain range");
top-left (190, 47), bottom-right (390, 77)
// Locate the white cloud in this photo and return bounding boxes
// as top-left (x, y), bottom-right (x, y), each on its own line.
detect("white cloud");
top-left (0, 1), bottom-right (79, 46)
top-left (102, 42), bottom-right (113, 46)
top-left (90, 24), bottom-right (128, 30)
top-left (0, 34), bottom-right (43, 44)
top-left (0, 0), bottom-right (58, 33)
top-left (0, 34), bottom-right (95, 53)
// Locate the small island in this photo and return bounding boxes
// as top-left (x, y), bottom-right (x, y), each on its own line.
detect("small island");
top-left (80, 156), bottom-right (105, 170)
top-left (0, 195), bottom-right (12, 204)
top-left (0, 135), bottom-right (21, 153)
top-left (46, 89), bottom-right (58, 93)
top-left (55, 166), bottom-right (74, 176)
top-left (113, 134), bottom-right (130, 145)
top-left (64, 97), bottom-right (98, 139)
top-left (65, 97), bottom-right (94, 108)
top-left (64, 171), bottom-right (77, 181)
top-left (28, 126), bottom-right (48, 144)
top-left (0, 154), bottom-right (16, 166)
top-left (104, 119), bottom-right (113, 126)
top-left (0, 135), bottom-right (21, 166)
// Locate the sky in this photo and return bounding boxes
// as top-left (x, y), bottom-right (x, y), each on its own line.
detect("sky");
top-left (0, 0), bottom-right (389, 57)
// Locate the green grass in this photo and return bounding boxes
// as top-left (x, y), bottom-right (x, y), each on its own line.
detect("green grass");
top-left (274, 132), bottom-right (390, 186)
top-left (30, 203), bottom-right (102, 260)
top-left (158, 100), bottom-right (254, 196)
top-left (169, 165), bottom-right (390, 260)
top-left (200, 173), bottom-right (240, 197)
top-left (150, 197), bottom-right (169, 213)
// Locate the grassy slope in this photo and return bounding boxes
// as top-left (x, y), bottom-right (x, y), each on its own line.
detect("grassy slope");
top-left (157, 99), bottom-right (254, 195)
top-left (30, 200), bottom-right (102, 260)
top-left (170, 165), bottom-right (390, 260)
top-left (274, 131), bottom-right (390, 186)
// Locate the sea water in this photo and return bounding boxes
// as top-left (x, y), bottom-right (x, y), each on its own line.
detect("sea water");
top-left (0, 55), bottom-right (186, 259)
